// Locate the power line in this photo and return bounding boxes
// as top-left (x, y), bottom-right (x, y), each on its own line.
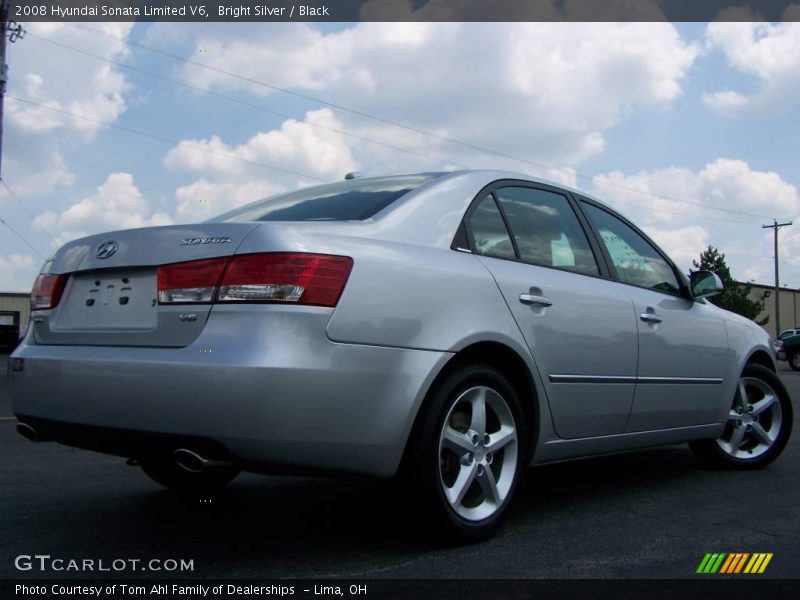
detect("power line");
top-left (7, 95), bottom-right (770, 232)
top-left (606, 198), bottom-right (755, 226)
top-left (0, 178), bottom-right (53, 240)
top-left (0, 213), bottom-right (45, 259)
top-left (8, 95), bottom-right (327, 182)
top-left (68, 23), bottom-right (777, 222)
top-left (724, 252), bottom-right (773, 260)
top-left (27, 31), bottom-right (467, 171)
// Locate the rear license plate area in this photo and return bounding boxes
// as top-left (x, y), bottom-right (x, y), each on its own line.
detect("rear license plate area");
top-left (51, 270), bottom-right (158, 331)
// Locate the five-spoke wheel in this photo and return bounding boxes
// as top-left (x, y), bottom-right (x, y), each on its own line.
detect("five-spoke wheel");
top-left (691, 364), bottom-right (792, 469)
top-left (438, 386), bottom-right (518, 521)
top-left (717, 376), bottom-right (782, 459)
top-left (402, 362), bottom-right (528, 541)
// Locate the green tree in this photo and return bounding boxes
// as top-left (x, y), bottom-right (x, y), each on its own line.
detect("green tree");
top-left (691, 246), bottom-right (764, 320)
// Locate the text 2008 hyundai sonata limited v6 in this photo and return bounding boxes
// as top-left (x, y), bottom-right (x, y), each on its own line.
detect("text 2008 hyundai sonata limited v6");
top-left (10, 170), bottom-right (793, 540)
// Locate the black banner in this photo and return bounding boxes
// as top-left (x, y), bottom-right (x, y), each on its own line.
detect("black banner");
top-left (2, 579), bottom-right (799, 600)
top-left (8, 0), bottom-right (800, 22)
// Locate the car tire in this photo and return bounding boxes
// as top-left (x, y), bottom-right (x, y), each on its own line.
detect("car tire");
top-left (690, 364), bottom-right (793, 469)
top-left (401, 362), bottom-right (529, 542)
top-left (139, 457), bottom-right (240, 493)
top-left (789, 352), bottom-right (800, 371)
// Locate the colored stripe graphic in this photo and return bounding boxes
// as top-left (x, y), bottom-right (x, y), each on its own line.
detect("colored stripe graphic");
top-left (743, 553), bottom-right (773, 574)
top-left (697, 553), bottom-right (727, 573)
top-left (733, 553), bottom-right (749, 573)
top-left (698, 553), bottom-right (773, 574)
top-left (719, 554), bottom-right (736, 573)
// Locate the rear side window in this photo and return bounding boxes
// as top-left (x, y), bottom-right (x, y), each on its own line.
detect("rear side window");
top-left (209, 175), bottom-right (435, 222)
top-left (467, 196), bottom-right (516, 259)
top-left (494, 187), bottom-right (599, 277)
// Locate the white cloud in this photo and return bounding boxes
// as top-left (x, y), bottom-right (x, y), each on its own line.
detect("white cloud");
top-left (701, 159), bottom-right (799, 217)
top-left (153, 22), bottom-right (697, 172)
top-left (7, 22), bottom-right (133, 138)
top-left (3, 22), bottom-right (135, 200)
top-left (704, 22), bottom-right (800, 114)
top-left (593, 159), bottom-right (800, 227)
top-left (593, 167), bottom-right (703, 225)
top-left (0, 254), bottom-right (38, 292)
top-left (165, 108), bottom-right (358, 221)
top-left (172, 178), bottom-right (285, 223)
top-left (644, 225), bottom-right (709, 269)
top-left (2, 149), bottom-right (74, 197)
top-left (33, 173), bottom-right (172, 249)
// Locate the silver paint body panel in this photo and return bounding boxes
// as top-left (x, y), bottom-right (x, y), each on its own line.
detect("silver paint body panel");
top-left (9, 170), bottom-right (778, 476)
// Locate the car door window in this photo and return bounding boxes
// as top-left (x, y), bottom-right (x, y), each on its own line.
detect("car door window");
top-left (467, 195), bottom-right (516, 259)
top-left (581, 202), bottom-right (681, 296)
top-left (494, 187), bottom-right (599, 276)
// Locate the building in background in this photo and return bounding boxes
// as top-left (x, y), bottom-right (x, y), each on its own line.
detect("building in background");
top-left (0, 292), bottom-right (29, 353)
top-left (747, 283), bottom-right (800, 338)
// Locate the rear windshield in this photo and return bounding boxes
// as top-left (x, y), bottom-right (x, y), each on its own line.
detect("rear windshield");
top-left (209, 175), bottom-right (436, 223)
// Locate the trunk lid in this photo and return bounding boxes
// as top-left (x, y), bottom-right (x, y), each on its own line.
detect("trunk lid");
top-left (33, 223), bottom-right (260, 347)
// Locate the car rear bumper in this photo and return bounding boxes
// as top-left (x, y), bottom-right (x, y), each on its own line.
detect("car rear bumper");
top-left (9, 305), bottom-right (450, 477)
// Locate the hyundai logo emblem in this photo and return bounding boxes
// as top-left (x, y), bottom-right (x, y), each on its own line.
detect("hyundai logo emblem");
top-left (96, 241), bottom-right (118, 260)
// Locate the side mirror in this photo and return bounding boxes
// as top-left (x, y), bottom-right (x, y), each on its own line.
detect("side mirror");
top-left (691, 270), bottom-right (724, 300)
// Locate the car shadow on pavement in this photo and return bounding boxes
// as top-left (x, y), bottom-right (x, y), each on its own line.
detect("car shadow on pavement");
top-left (121, 445), bottom-right (706, 554)
top-left (2, 442), bottom-right (724, 579)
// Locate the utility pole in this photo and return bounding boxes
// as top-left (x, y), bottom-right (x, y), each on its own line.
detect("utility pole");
top-left (0, 1), bottom-right (7, 179)
top-left (762, 219), bottom-right (793, 336)
top-left (0, 1), bottom-right (26, 179)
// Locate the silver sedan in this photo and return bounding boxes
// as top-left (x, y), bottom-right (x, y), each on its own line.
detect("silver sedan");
top-left (10, 170), bottom-right (793, 540)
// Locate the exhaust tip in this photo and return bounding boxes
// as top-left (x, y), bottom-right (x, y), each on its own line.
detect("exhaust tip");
top-left (173, 448), bottom-right (206, 473)
top-left (16, 423), bottom-right (38, 442)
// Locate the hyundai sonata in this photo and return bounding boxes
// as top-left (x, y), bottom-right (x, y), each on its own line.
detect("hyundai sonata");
top-left (10, 170), bottom-right (793, 540)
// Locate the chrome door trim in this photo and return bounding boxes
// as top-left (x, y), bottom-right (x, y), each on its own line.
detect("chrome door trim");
top-left (637, 376), bottom-right (723, 385)
top-left (549, 375), bottom-right (723, 385)
top-left (549, 375), bottom-right (636, 384)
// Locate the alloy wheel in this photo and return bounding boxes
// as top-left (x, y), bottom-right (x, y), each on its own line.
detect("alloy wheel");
top-left (716, 376), bottom-right (783, 460)
top-left (437, 385), bottom-right (518, 521)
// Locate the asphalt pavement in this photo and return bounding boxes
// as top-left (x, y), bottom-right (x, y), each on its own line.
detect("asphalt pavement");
top-left (1, 355), bottom-right (798, 579)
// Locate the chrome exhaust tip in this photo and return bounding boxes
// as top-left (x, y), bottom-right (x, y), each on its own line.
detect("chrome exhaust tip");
top-left (173, 448), bottom-right (233, 474)
top-left (16, 423), bottom-right (38, 442)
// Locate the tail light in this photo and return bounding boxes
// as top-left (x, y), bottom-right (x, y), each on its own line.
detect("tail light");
top-left (157, 258), bottom-right (228, 304)
top-left (158, 253), bottom-right (352, 307)
top-left (31, 274), bottom-right (68, 310)
top-left (218, 253), bottom-right (353, 307)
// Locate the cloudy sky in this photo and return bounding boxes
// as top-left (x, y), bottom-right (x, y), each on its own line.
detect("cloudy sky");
top-left (1, 21), bottom-right (799, 292)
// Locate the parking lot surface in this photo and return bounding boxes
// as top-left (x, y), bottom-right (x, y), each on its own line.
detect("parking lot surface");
top-left (1, 356), bottom-right (798, 579)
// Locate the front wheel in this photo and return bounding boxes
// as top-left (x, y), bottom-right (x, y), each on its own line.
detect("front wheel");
top-left (402, 363), bottom-right (529, 542)
top-left (789, 351), bottom-right (800, 371)
top-left (690, 364), bottom-right (792, 469)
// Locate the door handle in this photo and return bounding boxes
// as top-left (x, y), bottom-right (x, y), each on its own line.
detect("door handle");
top-left (519, 294), bottom-right (553, 307)
top-left (640, 312), bottom-right (662, 324)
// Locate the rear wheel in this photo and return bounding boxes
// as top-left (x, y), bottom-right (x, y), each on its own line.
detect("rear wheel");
top-left (402, 363), bottom-right (529, 542)
top-left (690, 364), bottom-right (792, 469)
top-left (789, 351), bottom-right (800, 371)
top-left (139, 457), bottom-right (240, 493)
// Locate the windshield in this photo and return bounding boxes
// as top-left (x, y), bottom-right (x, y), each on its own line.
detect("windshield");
top-left (208, 175), bottom-right (438, 223)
